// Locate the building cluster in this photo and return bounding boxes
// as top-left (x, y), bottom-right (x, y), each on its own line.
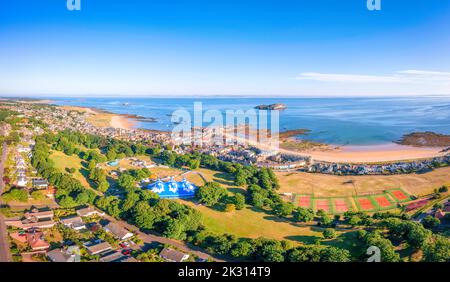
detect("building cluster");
top-left (4, 205), bottom-right (193, 262)
top-left (5, 206), bottom-right (136, 262)
top-left (0, 122), bottom-right (11, 136)
top-left (2, 102), bottom-right (171, 147)
top-left (307, 154), bottom-right (450, 175)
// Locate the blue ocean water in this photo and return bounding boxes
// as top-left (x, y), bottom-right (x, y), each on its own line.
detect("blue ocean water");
top-left (51, 96), bottom-right (450, 145)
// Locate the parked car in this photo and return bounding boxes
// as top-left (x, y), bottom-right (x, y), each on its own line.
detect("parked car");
top-left (122, 249), bottom-right (132, 255)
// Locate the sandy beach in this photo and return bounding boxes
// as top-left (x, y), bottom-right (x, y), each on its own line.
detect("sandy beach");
top-left (60, 105), bottom-right (137, 130)
top-left (109, 115), bottom-right (136, 129)
top-left (302, 143), bottom-right (446, 163)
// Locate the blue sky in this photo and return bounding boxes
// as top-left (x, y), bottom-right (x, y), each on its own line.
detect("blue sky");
top-left (0, 0), bottom-right (449, 97)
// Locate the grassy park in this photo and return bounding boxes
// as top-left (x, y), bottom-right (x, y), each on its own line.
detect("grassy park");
top-left (180, 199), bottom-right (326, 245)
top-left (50, 150), bottom-right (92, 189)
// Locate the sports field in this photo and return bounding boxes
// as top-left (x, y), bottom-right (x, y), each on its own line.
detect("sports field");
top-left (276, 167), bottom-right (450, 198)
top-left (291, 188), bottom-right (409, 214)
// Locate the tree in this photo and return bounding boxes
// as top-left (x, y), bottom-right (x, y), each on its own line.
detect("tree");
top-left (234, 169), bottom-right (248, 186)
top-left (230, 240), bottom-right (255, 258)
top-left (133, 201), bottom-right (156, 230)
top-left (360, 231), bottom-right (400, 262)
top-left (320, 246), bottom-right (351, 262)
top-left (422, 215), bottom-right (440, 230)
top-left (405, 222), bottom-right (432, 249)
top-left (2, 189), bottom-right (28, 202)
top-left (272, 201), bottom-right (294, 217)
top-left (163, 219), bottom-right (185, 240)
top-left (255, 239), bottom-right (285, 262)
top-left (160, 150), bottom-right (176, 166)
top-left (250, 192), bottom-right (265, 208)
top-left (233, 193), bottom-right (246, 210)
top-left (195, 182), bottom-right (228, 207)
top-left (348, 215), bottom-right (363, 227)
top-left (122, 192), bottom-right (140, 212)
top-left (293, 207), bottom-right (315, 223)
top-left (97, 180), bottom-right (109, 193)
top-left (438, 185), bottom-right (448, 193)
top-left (59, 196), bottom-right (78, 208)
top-left (75, 192), bottom-right (90, 205)
top-left (65, 167), bottom-right (76, 174)
top-left (87, 160), bottom-right (97, 171)
top-left (118, 174), bottom-right (136, 190)
top-left (188, 159), bottom-right (200, 170)
top-left (323, 228), bottom-right (337, 239)
top-left (423, 235), bottom-right (450, 262)
top-left (287, 246), bottom-right (322, 262)
top-left (31, 191), bottom-right (45, 201)
top-left (319, 213), bottom-right (333, 227)
top-left (203, 234), bottom-right (236, 255)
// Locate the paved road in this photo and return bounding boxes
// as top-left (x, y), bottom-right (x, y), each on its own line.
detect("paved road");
top-left (0, 142), bottom-right (12, 262)
top-left (102, 213), bottom-right (227, 262)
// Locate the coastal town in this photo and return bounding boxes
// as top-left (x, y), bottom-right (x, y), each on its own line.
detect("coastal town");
top-left (1, 99), bottom-right (449, 176)
top-left (0, 99), bottom-right (449, 263)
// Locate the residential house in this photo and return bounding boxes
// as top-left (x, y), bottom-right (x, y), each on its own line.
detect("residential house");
top-left (11, 231), bottom-right (50, 251)
top-left (6, 218), bottom-right (56, 230)
top-left (17, 176), bottom-right (28, 187)
top-left (24, 208), bottom-right (54, 220)
top-left (60, 215), bottom-right (86, 230)
top-left (47, 248), bottom-right (79, 262)
top-left (117, 256), bottom-right (139, 262)
top-left (85, 241), bottom-right (112, 256)
top-left (17, 145), bottom-right (32, 153)
top-left (159, 248), bottom-right (190, 262)
top-left (32, 179), bottom-right (49, 189)
top-left (76, 206), bottom-right (105, 218)
top-left (99, 251), bottom-right (124, 262)
top-left (104, 222), bottom-right (133, 241)
top-left (26, 231), bottom-right (50, 251)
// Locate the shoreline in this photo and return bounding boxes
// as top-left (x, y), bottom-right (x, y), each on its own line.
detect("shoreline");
top-left (301, 143), bottom-right (447, 163)
top-left (22, 99), bottom-right (449, 164)
top-left (59, 105), bottom-right (139, 130)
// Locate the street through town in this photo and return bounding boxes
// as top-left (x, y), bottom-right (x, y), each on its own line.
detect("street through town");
top-left (102, 213), bottom-right (227, 262)
top-left (0, 142), bottom-right (12, 262)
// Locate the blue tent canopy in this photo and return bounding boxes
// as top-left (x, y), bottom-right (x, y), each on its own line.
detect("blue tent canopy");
top-left (146, 177), bottom-right (197, 198)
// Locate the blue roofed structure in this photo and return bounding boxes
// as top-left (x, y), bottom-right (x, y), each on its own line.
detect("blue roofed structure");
top-left (146, 177), bottom-right (197, 198)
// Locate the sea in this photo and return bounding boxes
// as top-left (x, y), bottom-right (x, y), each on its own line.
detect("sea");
top-left (50, 96), bottom-right (450, 146)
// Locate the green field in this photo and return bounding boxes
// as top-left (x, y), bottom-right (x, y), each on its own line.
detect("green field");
top-left (180, 200), bottom-right (327, 245)
top-left (49, 150), bottom-right (97, 192)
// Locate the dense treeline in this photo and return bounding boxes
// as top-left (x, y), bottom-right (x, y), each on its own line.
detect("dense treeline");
top-left (188, 231), bottom-right (351, 262)
top-left (32, 135), bottom-right (97, 208)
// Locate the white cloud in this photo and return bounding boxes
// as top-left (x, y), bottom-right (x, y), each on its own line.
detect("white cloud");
top-left (296, 70), bottom-right (450, 84)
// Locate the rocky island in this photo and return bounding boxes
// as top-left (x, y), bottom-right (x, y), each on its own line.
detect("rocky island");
top-left (396, 131), bottom-right (450, 147)
top-left (255, 103), bottom-right (287, 110)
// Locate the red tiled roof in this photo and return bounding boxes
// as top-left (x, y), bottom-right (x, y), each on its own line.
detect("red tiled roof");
top-left (26, 232), bottom-right (50, 250)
